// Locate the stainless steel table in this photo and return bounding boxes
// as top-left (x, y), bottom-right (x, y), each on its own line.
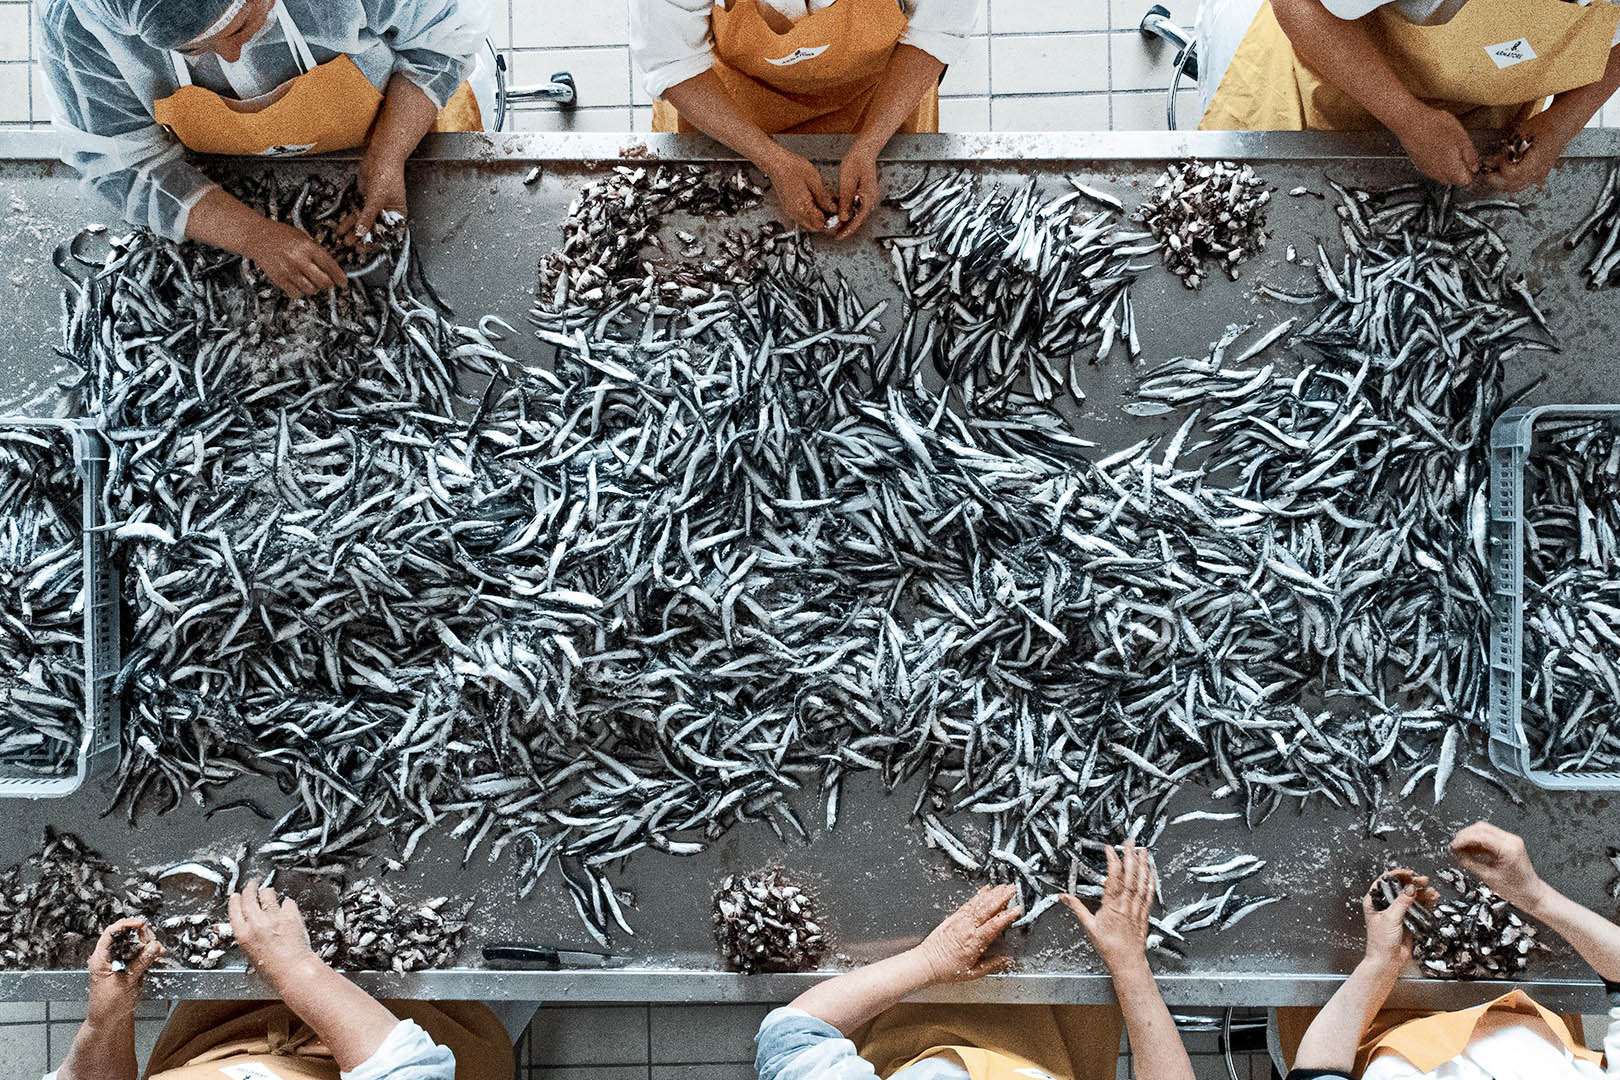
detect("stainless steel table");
top-left (0, 128), bottom-right (1617, 1009)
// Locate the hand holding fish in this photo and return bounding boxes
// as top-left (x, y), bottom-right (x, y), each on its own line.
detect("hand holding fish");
top-left (241, 217), bottom-right (349, 299)
top-left (86, 917), bottom-right (164, 1022)
top-left (833, 145), bottom-right (879, 239)
top-left (759, 146), bottom-right (840, 234)
top-left (1482, 108), bottom-right (1575, 194)
top-left (1390, 105), bottom-right (1480, 187)
top-left (912, 884), bottom-right (1022, 984)
top-left (1361, 869), bottom-right (1433, 971)
top-left (229, 880), bottom-right (318, 991)
top-left (1452, 822), bottom-right (1548, 913)
top-left (1062, 841), bottom-right (1155, 971)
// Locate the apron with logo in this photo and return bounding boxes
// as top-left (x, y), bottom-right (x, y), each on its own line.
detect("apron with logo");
top-left (139, 1000), bottom-right (513, 1080)
top-left (651, 0), bottom-right (939, 134)
top-left (151, 0), bottom-right (482, 158)
top-left (1199, 0), bottom-right (1620, 131)
top-left (852, 1003), bottom-right (1124, 1080)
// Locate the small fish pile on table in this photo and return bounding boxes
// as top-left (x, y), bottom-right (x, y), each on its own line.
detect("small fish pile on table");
top-left (0, 427), bottom-right (88, 777)
top-left (47, 156), bottom-right (1562, 965)
top-left (1517, 417), bottom-right (1620, 774)
top-left (1134, 160), bottom-right (1271, 289)
top-left (713, 868), bottom-right (828, 974)
top-left (880, 171), bottom-right (1155, 407)
top-left (0, 829), bottom-right (146, 969)
top-left (1378, 870), bottom-right (1545, 980)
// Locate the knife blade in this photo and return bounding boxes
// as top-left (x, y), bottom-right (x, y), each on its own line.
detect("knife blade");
top-left (482, 942), bottom-right (632, 970)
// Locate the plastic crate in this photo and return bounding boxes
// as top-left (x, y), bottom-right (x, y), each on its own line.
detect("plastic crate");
top-left (0, 417), bottom-right (121, 798)
top-left (1487, 403), bottom-right (1620, 790)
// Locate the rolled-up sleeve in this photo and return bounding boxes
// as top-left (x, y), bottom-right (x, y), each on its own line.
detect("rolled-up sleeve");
top-left (900, 0), bottom-right (980, 67)
top-left (629, 0), bottom-right (718, 101)
top-left (362, 0), bottom-right (483, 108)
top-left (756, 1006), bottom-right (887, 1080)
top-left (340, 1019), bottom-right (456, 1080)
top-left (36, 0), bottom-right (216, 241)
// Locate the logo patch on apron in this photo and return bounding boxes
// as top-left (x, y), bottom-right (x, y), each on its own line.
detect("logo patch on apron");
top-left (219, 1065), bottom-right (287, 1080)
top-left (765, 44), bottom-right (831, 66)
top-left (259, 143), bottom-right (318, 157)
top-left (1485, 38), bottom-right (1537, 68)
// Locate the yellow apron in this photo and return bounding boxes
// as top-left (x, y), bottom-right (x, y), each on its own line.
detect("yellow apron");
top-left (1200, 0), bottom-right (1620, 131)
top-left (140, 1000), bottom-right (513, 1080)
top-left (152, 0), bottom-right (481, 157)
top-left (852, 1003), bottom-right (1124, 1080)
top-left (1273, 992), bottom-right (1597, 1077)
top-left (651, 0), bottom-right (939, 134)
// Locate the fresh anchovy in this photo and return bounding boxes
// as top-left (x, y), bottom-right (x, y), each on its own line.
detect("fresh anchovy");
top-left (0, 428), bottom-right (88, 778)
top-left (1188, 854), bottom-right (1266, 884)
top-left (1567, 162), bottom-right (1620, 287)
top-left (713, 867), bottom-right (827, 974)
top-left (106, 925), bottom-right (144, 970)
top-left (308, 879), bottom-right (472, 974)
top-left (1136, 160), bottom-right (1271, 288)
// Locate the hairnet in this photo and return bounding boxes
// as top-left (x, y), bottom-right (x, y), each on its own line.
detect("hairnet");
top-left (76, 0), bottom-right (248, 50)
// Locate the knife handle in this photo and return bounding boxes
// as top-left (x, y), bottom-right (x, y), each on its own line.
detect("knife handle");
top-left (483, 943), bottom-right (561, 970)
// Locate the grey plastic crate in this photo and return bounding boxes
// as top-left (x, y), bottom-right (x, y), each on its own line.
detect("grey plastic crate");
top-left (0, 417), bottom-right (121, 798)
top-left (1487, 403), bottom-right (1620, 790)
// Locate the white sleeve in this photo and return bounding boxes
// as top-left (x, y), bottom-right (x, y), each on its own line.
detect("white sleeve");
top-left (899, 0), bottom-right (981, 67)
top-left (1317, 0), bottom-right (1390, 17)
top-left (1603, 1003), bottom-right (1620, 1077)
top-left (629, 0), bottom-right (718, 101)
top-left (339, 1020), bottom-right (457, 1080)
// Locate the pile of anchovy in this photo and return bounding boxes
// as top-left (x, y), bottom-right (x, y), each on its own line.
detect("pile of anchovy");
top-left (882, 171), bottom-right (1153, 406)
top-left (0, 830), bottom-right (146, 969)
top-left (0, 427), bottom-right (88, 776)
top-left (713, 868), bottom-right (828, 974)
top-left (1566, 162), bottom-right (1620, 287)
top-left (51, 161), bottom-right (1558, 956)
top-left (106, 924), bottom-right (144, 970)
top-left (1135, 160), bottom-right (1271, 288)
top-left (1383, 869), bottom-right (1544, 980)
top-left (538, 164), bottom-right (769, 310)
top-left (1517, 417), bottom-right (1620, 772)
top-left (307, 880), bottom-right (470, 973)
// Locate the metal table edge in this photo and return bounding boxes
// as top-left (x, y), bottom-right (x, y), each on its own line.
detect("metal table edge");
top-left (0, 969), bottom-right (1610, 1010)
top-left (5, 128), bottom-right (1620, 165)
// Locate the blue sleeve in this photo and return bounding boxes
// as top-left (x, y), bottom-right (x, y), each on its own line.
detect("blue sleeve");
top-left (36, 0), bottom-right (215, 239)
top-left (359, 0), bottom-right (484, 108)
top-left (756, 1007), bottom-right (884, 1080)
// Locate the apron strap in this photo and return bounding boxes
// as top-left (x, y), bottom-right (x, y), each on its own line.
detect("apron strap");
top-left (169, 0), bottom-right (317, 89)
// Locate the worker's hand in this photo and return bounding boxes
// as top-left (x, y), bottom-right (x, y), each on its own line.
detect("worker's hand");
top-left (1361, 870), bottom-right (1433, 972)
top-left (350, 147), bottom-right (409, 244)
top-left (1452, 822), bottom-right (1548, 912)
top-left (1062, 841), bottom-right (1154, 971)
top-left (230, 880), bottom-right (317, 989)
top-left (833, 145), bottom-right (880, 239)
top-left (759, 147), bottom-right (839, 235)
top-left (87, 918), bottom-right (164, 1024)
top-left (242, 218), bottom-right (348, 299)
top-left (1482, 109), bottom-right (1576, 193)
top-left (1392, 106), bottom-right (1480, 187)
top-left (911, 884), bottom-right (1022, 984)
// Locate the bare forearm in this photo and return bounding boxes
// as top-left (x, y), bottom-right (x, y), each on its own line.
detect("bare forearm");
top-left (367, 75), bottom-right (440, 166)
top-left (1526, 886), bottom-right (1620, 983)
top-left (663, 70), bottom-right (790, 169)
top-left (1108, 958), bottom-right (1194, 1080)
top-left (1295, 958), bottom-right (1401, 1072)
top-left (184, 187), bottom-right (271, 257)
top-left (851, 44), bottom-right (943, 156)
top-left (1539, 45), bottom-right (1620, 137)
top-left (57, 1016), bottom-right (138, 1080)
top-left (788, 948), bottom-right (935, 1035)
top-left (268, 956), bottom-right (401, 1070)
top-left (1270, 0), bottom-right (1426, 130)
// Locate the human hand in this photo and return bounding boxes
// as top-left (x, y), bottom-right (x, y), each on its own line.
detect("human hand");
top-left (87, 918), bottom-right (164, 1024)
top-left (1361, 869), bottom-right (1435, 971)
top-left (229, 880), bottom-right (317, 988)
top-left (912, 884), bottom-right (1022, 984)
top-left (243, 218), bottom-right (348, 298)
top-left (833, 146), bottom-right (880, 239)
top-left (1482, 110), bottom-right (1575, 193)
top-left (1061, 841), bottom-right (1154, 970)
top-left (760, 148), bottom-right (839, 234)
top-left (1393, 106), bottom-right (1480, 186)
top-left (349, 149), bottom-right (409, 243)
top-left (1452, 821), bottom-right (1547, 911)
